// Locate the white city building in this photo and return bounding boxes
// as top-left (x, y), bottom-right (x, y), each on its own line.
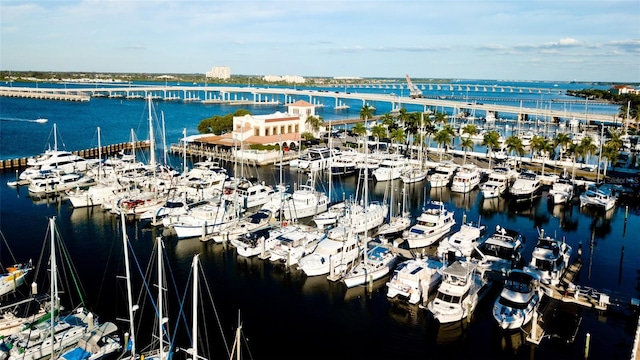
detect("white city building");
top-left (206, 66), bottom-right (231, 80)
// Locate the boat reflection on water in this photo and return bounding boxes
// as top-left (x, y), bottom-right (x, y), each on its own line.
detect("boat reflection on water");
top-left (580, 203), bottom-right (616, 220)
top-left (494, 326), bottom-right (531, 356)
top-left (343, 277), bottom-right (388, 301)
top-left (434, 319), bottom-right (470, 346)
top-left (479, 196), bottom-right (508, 216)
top-left (450, 190), bottom-right (479, 211)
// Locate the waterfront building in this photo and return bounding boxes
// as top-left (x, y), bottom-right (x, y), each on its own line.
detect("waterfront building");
top-left (206, 66), bottom-right (231, 80)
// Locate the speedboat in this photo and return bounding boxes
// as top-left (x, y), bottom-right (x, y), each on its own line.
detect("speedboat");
top-left (427, 260), bottom-right (490, 324)
top-left (492, 269), bottom-right (540, 330)
top-left (402, 201), bottom-right (456, 248)
top-left (386, 255), bottom-right (444, 305)
top-left (523, 228), bottom-right (572, 286)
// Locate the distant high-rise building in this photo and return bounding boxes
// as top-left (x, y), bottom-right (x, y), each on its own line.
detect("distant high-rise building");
top-left (206, 66), bottom-right (231, 80)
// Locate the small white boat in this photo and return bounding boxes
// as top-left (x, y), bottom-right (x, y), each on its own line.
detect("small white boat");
top-left (34, 118), bottom-right (48, 123)
top-left (428, 161), bottom-right (458, 188)
top-left (508, 170), bottom-right (542, 202)
top-left (492, 269), bottom-right (540, 330)
top-left (0, 262), bottom-right (32, 298)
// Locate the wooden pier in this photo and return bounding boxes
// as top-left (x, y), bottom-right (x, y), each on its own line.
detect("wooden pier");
top-left (0, 141), bottom-right (149, 172)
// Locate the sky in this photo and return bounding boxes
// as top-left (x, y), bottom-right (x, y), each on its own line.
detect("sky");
top-left (1, 0), bottom-right (639, 83)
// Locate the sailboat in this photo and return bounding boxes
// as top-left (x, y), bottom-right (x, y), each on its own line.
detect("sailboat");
top-left (401, 112), bottom-right (429, 184)
top-left (0, 217), bottom-right (120, 360)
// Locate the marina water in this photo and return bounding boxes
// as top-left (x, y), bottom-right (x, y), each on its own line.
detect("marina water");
top-left (0, 81), bottom-right (638, 359)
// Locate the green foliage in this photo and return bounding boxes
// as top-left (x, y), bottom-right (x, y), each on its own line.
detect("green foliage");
top-left (301, 132), bottom-right (315, 140)
top-left (196, 109), bottom-right (252, 135)
top-left (249, 144), bottom-right (281, 151)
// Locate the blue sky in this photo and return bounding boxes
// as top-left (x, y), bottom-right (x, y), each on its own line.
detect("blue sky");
top-left (1, 0), bottom-right (639, 82)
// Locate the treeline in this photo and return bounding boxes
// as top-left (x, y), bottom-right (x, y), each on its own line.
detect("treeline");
top-left (197, 109), bottom-right (251, 135)
top-left (567, 88), bottom-right (640, 120)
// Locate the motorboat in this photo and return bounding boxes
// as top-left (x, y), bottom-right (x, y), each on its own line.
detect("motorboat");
top-left (427, 260), bottom-right (491, 324)
top-left (473, 225), bottom-right (525, 276)
top-left (330, 200), bottom-right (388, 237)
top-left (376, 211), bottom-right (412, 241)
top-left (223, 177), bottom-right (282, 210)
top-left (330, 151), bottom-right (358, 176)
top-left (492, 269), bottom-right (541, 330)
top-left (548, 176), bottom-right (575, 205)
top-left (296, 147), bottom-right (340, 172)
top-left (402, 201), bottom-right (456, 249)
top-left (343, 241), bottom-right (399, 288)
top-left (579, 184), bottom-right (617, 211)
top-left (297, 231), bottom-right (361, 277)
top-left (479, 165), bottom-right (517, 199)
top-left (0, 262), bottom-right (32, 297)
top-left (400, 165), bottom-right (429, 184)
top-left (312, 201), bottom-right (346, 228)
top-left (523, 228), bottom-right (572, 286)
top-left (386, 255), bottom-right (444, 305)
top-left (508, 170), bottom-right (542, 201)
top-left (450, 164), bottom-right (481, 193)
top-left (281, 178), bottom-right (329, 220)
top-left (27, 170), bottom-right (95, 196)
top-left (428, 161), bottom-right (458, 188)
top-left (167, 200), bottom-right (242, 239)
top-left (231, 227), bottom-right (277, 258)
top-left (372, 156), bottom-right (411, 182)
top-left (268, 224), bottom-right (326, 266)
top-left (211, 209), bottom-right (273, 243)
top-left (436, 220), bottom-right (486, 260)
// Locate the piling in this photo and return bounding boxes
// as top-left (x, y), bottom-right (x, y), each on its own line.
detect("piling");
top-left (584, 332), bottom-right (591, 359)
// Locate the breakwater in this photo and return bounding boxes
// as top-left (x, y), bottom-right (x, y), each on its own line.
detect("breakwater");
top-left (0, 141), bottom-right (149, 171)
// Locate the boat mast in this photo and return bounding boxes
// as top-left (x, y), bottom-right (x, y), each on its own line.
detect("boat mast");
top-left (121, 213), bottom-right (137, 357)
top-left (97, 127), bottom-right (102, 182)
top-left (157, 237), bottom-right (165, 360)
top-left (49, 216), bottom-right (57, 358)
top-left (183, 128), bottom-right (188, 175)
top-left (148, 96), bottom-right (156, 168)
top-left (191, 254), bottom-right (200, 360)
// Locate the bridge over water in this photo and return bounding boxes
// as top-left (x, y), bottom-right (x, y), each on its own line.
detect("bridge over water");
top-left (0, 85), bottom-right (620, 125)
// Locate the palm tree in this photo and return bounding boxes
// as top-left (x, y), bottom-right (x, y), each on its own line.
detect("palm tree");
top-left (530, 135), bottom-right (554, 176)
top-left (482, 130), bottom-right (501, 170)
top-left (305, 115), bottom-right (323, 137)
top-left (434, 129), bottom-right (452, 161)
top-left (567, 142), bottom-right (580, 181)
top-left (434, 111), bottom-right (448, 127)
top-left (578, 136), bottom-right (598, 166)
top-left (360, 104), bottom-right (375, 122)
top-left (371, 124), bottom-right (387, 153)
top-left (553, 132), bottom-right (572, 162)
top-left (460, 137), bottom-right (474, 165)
top-left (601, 142), bottom-right (620, 179)
top-left (380, 113), bottom-right (395, 129)
top-left (390, 128), bottom-right (406, 154)
top-left (352, 122), bottom-right (367, 151)
top-left (461, 124), bottom-right (479, 139)
top-left (505, 135), bottom-right (525, 169)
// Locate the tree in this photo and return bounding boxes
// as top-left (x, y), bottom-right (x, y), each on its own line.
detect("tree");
top-left (352, 122), bottom-right (367, 151)
top-left (553, 132), bottom-right (572, 161)
top-left (305, 115), bottom-right (324, 137)
top-left (567, 142), bottom-right (580, 181)
top-left (434, 129), bottom-right (452, 161)
top-left (390, 128), bottom-right (406, 154)
top-left (530, 135), bottom-right (554, 176)
top-left (460, 137), bottom-right (475, 165)
top-left (505, 135), bottom-right (525, 169)
top-left (461, 124), bottom-right (479, 139)
top-left (578, 136), bottom-right (597, 165)
top-left (482, 130), bottom-right (501, 169)
top-left (371, 124), bottom-right (387, 153)
top-left (359, 104), bottom-right (374, 122)
top-left (600, 142), bottom-right (619, 179)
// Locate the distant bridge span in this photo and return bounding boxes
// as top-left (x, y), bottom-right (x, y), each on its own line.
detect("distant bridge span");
top-left (0, 85), bottom-right (619, 124)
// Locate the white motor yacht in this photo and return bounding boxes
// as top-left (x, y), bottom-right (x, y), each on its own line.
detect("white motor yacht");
top-left (428, 161), bottom-right (458, 188)
top-left (402, 201), bottom-right (456, 248)
top-left (436, 220), bottom-right (486, 260)
top-left (579, 185), bottom-right (617, 211)
top-left (473, 225), bottom-right (525, 276)
top-left (492, 269), bottom-right (540, 330)
top-left (297, 231), bottom-right (361, 277)
top-left (427, 260), bottom-right (491, 324)
top-left (268, 224), bottom-right (326, 266)
top-left (508, 170), bottom-right (542, 201)
top-left (450, 164), bottom-right (481, 193)
top-left (548, 176), bottom-right (575, 205)
top-left (523, 228), bottom-right (572, 286)
top-left (386, 255), bottom-right (444, 305)
top-left (343, 241), bottom-right (399, 288)
top-left (372, 156), bottom-right (411, 182)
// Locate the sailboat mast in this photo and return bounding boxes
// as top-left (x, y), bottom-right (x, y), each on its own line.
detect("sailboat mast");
top-left (183, 128), bottom-right (188, 175)
top-left (49, 216), bottom-right (57, 358)
top-left (53, 123), bottom-right (58, 151)
top-left (121, 213), bottom-right (137, 357)
top-left (191, 254), bottom-right (200, 360)
top-left (148, 96), bottom-right (156, 167)
top-left (157, 237), bottom-right (165, 360)
top-left (97, 127), bottom-right (102, 182)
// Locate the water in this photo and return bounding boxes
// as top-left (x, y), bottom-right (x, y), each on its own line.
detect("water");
top-left (0, 82), bottom-right (638, 359)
